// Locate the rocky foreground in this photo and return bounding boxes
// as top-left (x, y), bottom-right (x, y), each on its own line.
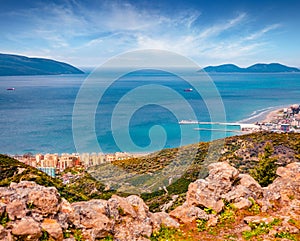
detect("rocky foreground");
top-left (1, 161), bottom-right (300, 241)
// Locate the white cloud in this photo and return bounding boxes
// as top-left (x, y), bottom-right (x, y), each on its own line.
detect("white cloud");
top-left (0, 1), bottom-right (282, 67)
top-left (244, 24), bottom-right (281, 41)
top-left (198, 13), bottom-right (246, 39)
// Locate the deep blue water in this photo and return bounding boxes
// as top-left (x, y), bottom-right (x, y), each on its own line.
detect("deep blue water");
top-left (0, 71), bottom-right (300, 154)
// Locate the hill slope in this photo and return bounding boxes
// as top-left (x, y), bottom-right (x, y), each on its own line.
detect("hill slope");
top-left (0, 53), bottom-right (84, 76)
top-left (204, 63), bottom-right (300, 73)
top-left (0, 154), bottom-right (110, 202)
top-left (89, 132), bottom-right (300, 211)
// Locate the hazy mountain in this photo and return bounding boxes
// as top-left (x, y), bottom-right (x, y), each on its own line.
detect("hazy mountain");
top-left (204, 63), bottom-right (300, 73)
top-left (0, 53), bottom-right (84, 76)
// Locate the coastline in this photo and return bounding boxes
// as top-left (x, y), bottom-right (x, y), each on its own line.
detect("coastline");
top-left (262, 108), bottom-right (283, 123)
top-left (239, 105), bottom-right (288, 124)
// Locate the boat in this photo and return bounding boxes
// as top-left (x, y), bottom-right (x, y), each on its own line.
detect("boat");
top-left (184, 88), bottom-right (193, 92)
top-left (179, 120), bottom-right (199, 124)
top-left (6, 88), bottom-right (15, 91)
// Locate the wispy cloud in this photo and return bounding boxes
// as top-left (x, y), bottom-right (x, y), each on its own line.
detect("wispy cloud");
top-left (0, 1), bottom-right (282, 66)
top-left (244, 24), bottom-right (281, 41)
top-left (198, 12), bottom-right (246, 39)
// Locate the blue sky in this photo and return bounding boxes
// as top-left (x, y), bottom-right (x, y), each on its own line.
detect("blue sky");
top-left (0, 0), bottom-right (300, 68)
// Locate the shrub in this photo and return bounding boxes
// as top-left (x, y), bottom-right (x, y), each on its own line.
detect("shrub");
top-left (250, 142), bottom-right (278, 187)
top-left (196, 219), bottom-right (208, 232)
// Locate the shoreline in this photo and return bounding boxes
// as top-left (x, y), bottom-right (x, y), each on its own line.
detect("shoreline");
top-left (262, 108), bottom-right (283, 123)
top-left (238, 106), bottom-right (286, 124)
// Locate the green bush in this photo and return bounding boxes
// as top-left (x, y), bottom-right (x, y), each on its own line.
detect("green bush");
top-left (250, 142), bottom-right (278, 187)
top-left (150, 226), bottom-right (180, 241)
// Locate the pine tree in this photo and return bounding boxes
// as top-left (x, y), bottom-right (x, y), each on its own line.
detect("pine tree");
top-left (250, 142), bottom-right (278, 187)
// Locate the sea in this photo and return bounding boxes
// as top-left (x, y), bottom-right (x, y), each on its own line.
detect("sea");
top-left (1, 70), bottom-right (300, 155)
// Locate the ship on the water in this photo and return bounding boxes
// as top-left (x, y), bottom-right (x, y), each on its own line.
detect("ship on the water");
top-left (179, 120), bottom-right (199, 124)
top-left (6, 88), bottom-right (15, 91)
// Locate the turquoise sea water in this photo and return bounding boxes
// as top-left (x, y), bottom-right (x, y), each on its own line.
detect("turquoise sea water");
top-left (0, 71), bottom-right (300, 154)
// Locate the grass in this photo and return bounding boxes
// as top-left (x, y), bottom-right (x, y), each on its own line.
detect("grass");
top-left (275, 232), bottom-right (297, 240)
top-left (248, 197), bottom-right (261, 215)
top-left (0, 212), bottom-right (10, 227)
top-left (242, 218), bottom-right (281, 240)
top-left (196, 219), bottom-right (208, 232)
top-left (150, 226), bottom-right (188, 241)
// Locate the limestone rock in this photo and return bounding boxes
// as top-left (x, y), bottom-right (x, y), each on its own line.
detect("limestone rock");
top-left (126, 195), bottom-right (149, 220)
top-left (169, 203), bottom-right (208, 223)
top-left (150, 212), bottom-right (179, 231)
top-left (186, 162), bottom-right (241, 213)
top-left (233, 198), bottom-right (252, 210)
top-left (114, 220), bottom-right (152, 241)
top-left (0, 224), bottom-right (11, 241)
top-left (207, 215), bottom-right (219, 227)
top-left (41, 218), bottom-right (63, 241)
top-left (108, 195), bottom-right (137, 218)
top-left (27, 187), bottom-right (60, 216)
top-left (243, 215), bottom-right (275, 224)
top-left (72, 199), bottom-right (112, 239)
top-left (262, 162), bottom-right (300, 212)
top-left (0, 202), bottom-right (6, 216)
top-left (6, 199), bottom-right (27, 220)
top-left (58, 198), bottom-right (75, 229)
top-left (12, 217), bottom-right (42, 240)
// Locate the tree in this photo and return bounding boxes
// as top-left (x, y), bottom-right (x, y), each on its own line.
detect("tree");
top-left (250, 142), bottom-right (278, 187)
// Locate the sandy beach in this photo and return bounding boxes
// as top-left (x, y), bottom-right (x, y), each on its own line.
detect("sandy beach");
top-left (261, 108), bottom-right (284, 123)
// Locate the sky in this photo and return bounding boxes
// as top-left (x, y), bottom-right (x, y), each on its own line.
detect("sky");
top-left (0, 0), bottom-right (300, 68)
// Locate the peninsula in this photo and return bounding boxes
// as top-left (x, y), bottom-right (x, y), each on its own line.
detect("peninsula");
top-left (0, 53), bottom-right (84, 76)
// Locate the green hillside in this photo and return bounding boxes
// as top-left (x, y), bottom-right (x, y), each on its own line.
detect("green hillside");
top-left (0, 53), bottom-right (84, 76)
top-left (0, 154), bottom-right (112, 202)
top-left (89, 132), bottom-right (300, 211)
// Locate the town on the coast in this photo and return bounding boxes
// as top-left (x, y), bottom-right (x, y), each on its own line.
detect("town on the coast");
top-left (246, 104), bottom-right (300, 133)
top-left (10, 152), bottom-right (144, 179)
top-left (180, 104), bottom-right (300, 133)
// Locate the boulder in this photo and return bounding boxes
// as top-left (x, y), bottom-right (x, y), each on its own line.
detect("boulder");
top-left (126, 195), bottom-right (150, 220)
top-left (113, 220), bottom-right (152, 241)
top-left (186, 162), bottom-right (240, 213)
top-left (41, 218), bottom-right (63, 241)
top-left (6, 199), bottom-right (27, 220)
top-left (0, 202), bottom-right (6, 216)
top-left (11, 217), bottom-right (42, 240)
top-left (27, 187), bottom-right (60, 216)
top-left (261, 162), bottom-right (300, 212)
top-left (0, 224), bottom-right (11, 241)
top-left (108, 195), bottom-right (137, 218)
top-left (150, 212), bottom-right (179, 231)
top-left (186, 179), bottom-right (225, 213)
top-left (207, 215), bottom-right (219, 227)
top-left (233, 198), bottom-right (252, 210)
top-left (72, 199), bottom-right (112, 239)
top-left (169, 203), bottom-right (208, 223)
top-left (58, 198), bottom-right (75, 229)
top-left (243, 215), bottom-right (275, 224)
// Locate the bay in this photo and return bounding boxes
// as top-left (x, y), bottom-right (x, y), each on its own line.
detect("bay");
top-left (0, 71), bottom-right (299, 154)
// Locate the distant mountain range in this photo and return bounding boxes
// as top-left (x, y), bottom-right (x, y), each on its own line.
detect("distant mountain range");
top-left (1, 53), bottom-right (299, 76)
top-left (203, 63), bottom-right (300, 73)
top-left (0, 53), bottom-right (84, 76)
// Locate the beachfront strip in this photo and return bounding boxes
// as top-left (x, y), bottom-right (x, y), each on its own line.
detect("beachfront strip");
top-left (180, 104), bottom-right (300, 134)
top-left (11, 152), bottom-right (145, 178)
top-left (252, 104), bottom-right (300, 133)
